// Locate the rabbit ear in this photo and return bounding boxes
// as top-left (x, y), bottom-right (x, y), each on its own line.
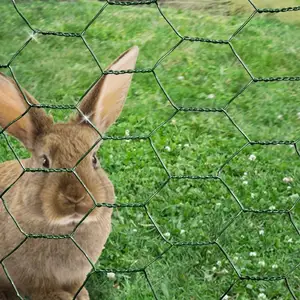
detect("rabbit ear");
top-left (74, 46), bottom-right (139, 133)
top-left (0, 73), bottom-right (53, 150)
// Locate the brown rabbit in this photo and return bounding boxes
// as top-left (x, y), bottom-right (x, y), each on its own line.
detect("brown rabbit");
top-left (0, 46), bottom-right (139, 300)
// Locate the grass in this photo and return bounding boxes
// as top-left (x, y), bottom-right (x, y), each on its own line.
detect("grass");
top-left (0, 0), bottom-right (300, 299)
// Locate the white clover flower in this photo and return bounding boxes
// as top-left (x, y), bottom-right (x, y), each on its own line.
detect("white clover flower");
top-left (132, 229), bottom-right (138, 233)
top-left (125, 129), bottom-right (130, 136)
top-left (283, 177), bottom-right (294, 183)
top-left (204, 272), bottom-right (213, 281)
top-left (249, 154), bottom-right (256, 161)
top-left (177, 75), bottom-right (185, 80)
top-left (223, 295), bottom-right (229, 300)
top-left (259, 230), bottom-right (264, 235)
top-left (164, 232), bottom-right (171, 238)
top-left (269, 205), bottom-right (276, 210)
top-left (233, 256), bottom-right (239, 261)
top-left (287, 238), bottom-right (293, 243)
top-left (290, 194), bottom-right (299, 200)
top-left (180, 229), bottom-right (185, 235)
top-left (216, 202), bottom-right (221, 207)
top-left (277, 114), bottom-right (283, 120)
top-left (244, 172), bottom-right (248, 176)
top-left (171, 119), bottom-right (176, 125)
top-left (251, 193), bottom-right (256, 199)
top-left (272, 264), bottom-right (278, 269)
top-left (165, 146), bottom-right (171, 152)
top-left (297, 112), bottom-right (300, 119)
top-left (258, 293), bottom-right (267, 299)
top-left (107, 272), bottom-right (116, 281)
top-left (246, 284), bottom-right (253, 289)
top-left (184, 143), bottom-right (190, 148)
top-left (207, 94), bottom-right (215, 99)
top-left (249, 252), bottom-right (257, 257)
top-left (258, 260), bottom-right (265, 267)
top-left (216, 261), bottom-right (222, 266)
top-left (212, 266), bottom-right (217, 272)
top-left (242, 180), bottom-right (248, 185)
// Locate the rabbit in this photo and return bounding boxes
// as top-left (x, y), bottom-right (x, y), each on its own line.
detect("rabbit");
top-left (0, 46), bottom-right (139, 300)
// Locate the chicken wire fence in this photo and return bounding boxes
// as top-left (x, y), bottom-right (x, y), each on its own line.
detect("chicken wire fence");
top-left (0, 0), bottom-right (300, 299)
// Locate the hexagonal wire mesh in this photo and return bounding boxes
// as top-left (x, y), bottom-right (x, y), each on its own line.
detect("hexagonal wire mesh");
top-left (0, 0), bottom-right (300, 299)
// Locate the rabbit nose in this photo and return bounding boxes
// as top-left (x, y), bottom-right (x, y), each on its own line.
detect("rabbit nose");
top-left (66, 195), bottom-right (85, 204)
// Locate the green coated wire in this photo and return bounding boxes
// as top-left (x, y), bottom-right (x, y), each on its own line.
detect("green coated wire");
top-left (0, 0), bottom-right (299, 299)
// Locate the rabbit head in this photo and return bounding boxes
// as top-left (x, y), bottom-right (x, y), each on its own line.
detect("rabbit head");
top-left (0, 46), bottom-right (139, 229)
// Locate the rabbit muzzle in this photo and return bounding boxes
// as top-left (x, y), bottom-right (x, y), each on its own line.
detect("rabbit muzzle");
top-left (65, 195), bottom-right (85, 205)
top-left (64, 195), bottom-right (94, 214)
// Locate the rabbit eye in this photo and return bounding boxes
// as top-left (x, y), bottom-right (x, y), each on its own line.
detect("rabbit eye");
top-left (92, 154), bottom-right (98, 169)
top-left (42, 155), bottom-right (50, 168)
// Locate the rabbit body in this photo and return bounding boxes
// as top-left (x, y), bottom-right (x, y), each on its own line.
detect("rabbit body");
top-left (0, 130), bottom-right (114, 299)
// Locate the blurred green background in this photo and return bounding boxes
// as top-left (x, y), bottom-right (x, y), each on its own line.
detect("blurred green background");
top-left (0, 0), bottom-right (300, 299)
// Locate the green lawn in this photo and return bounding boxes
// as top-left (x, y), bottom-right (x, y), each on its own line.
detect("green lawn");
top-left (0, 0), bottom-right (300, 299)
